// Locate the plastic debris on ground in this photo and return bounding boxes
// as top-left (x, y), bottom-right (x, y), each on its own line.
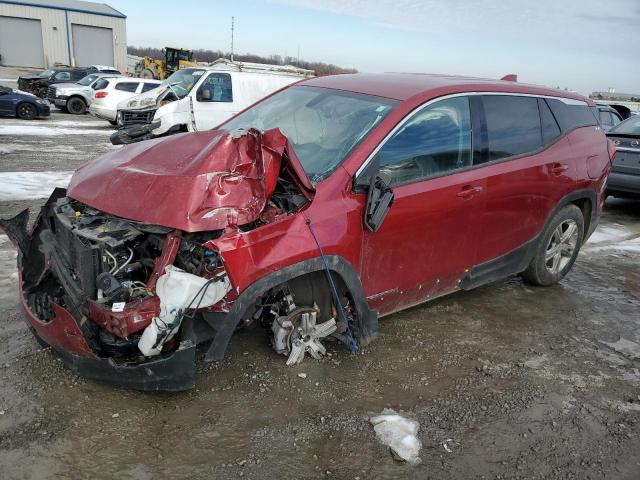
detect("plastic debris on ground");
top-left (369, 408), bottom-right (422, 464)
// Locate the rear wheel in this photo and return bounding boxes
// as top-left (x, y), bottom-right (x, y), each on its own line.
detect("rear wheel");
top-left (16, 102), bottom-right (37, 120)
top-left (66, 97), bottom-right (86, 115)
top-left (522, 205), bottom-right (584, 286)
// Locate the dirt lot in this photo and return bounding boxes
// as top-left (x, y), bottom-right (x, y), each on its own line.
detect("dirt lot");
top-left (1, 67), bottom-right (639, 479)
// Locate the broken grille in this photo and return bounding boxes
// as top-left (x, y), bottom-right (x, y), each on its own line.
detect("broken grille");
top-left (121, 109), bottom-right (156, 126)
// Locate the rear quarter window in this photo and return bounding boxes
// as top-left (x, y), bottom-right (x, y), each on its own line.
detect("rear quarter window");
top-left (480, 95), bottom-right (542, 161)
top-left (115, 82), bottom-right (140, 93)
top-left (141, 83), bottom-right (159, 93)
top-left (546, 98), bottom-right (597, 131)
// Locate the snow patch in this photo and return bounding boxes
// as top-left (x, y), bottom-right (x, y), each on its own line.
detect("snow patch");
top-left (0, 171), bottom-right (74, 201)
top-left (0, 125), bottom-right (110, 136)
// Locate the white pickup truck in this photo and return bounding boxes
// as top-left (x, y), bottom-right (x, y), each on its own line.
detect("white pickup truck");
top-left (111, 59), bottom-right (314, 144)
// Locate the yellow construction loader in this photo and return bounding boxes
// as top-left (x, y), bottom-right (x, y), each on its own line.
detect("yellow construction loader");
top-left (135, 47), bottom-right (198, 80)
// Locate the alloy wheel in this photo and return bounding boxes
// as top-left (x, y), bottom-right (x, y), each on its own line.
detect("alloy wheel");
top-left (545, 219), bottom-right (578, 275)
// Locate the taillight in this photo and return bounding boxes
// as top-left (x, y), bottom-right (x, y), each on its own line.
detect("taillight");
top-left (95, 91), bottom-right (108, 99)
top-left (607, 139), bottom-right (616, 163)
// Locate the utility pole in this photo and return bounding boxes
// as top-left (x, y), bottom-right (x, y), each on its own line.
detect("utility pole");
top-left (230, 16), bottom-right (235, 62)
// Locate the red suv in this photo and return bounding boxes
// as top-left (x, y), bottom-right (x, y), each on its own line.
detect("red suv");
top-left (1, 73), bottom-right (613, 390)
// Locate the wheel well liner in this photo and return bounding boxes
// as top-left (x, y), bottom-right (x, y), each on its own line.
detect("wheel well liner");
top-left (203, 255), bottom-right (378, 361)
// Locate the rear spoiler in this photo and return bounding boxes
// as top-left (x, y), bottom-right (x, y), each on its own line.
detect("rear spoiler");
top-left (501, 74), bottom-right (518, 82)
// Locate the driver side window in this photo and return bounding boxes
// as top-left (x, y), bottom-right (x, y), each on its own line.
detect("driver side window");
top-left (379, 96), bottom-right (472, 186)
top-left (197, 73), bottom-right (233, 102)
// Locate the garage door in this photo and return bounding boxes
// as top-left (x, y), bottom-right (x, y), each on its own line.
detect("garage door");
top-left (0, 16), bottom-right (44, 68)
top-left (72, 24), bottom-right (114, 67)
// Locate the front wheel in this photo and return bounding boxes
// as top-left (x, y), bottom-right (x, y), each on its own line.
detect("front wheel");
top-left (522, 205), bottom-right (584, 286)
top-left (16, 102), bottom-right (37, 120)
top-left (66, 97), bottom-right (86, 115)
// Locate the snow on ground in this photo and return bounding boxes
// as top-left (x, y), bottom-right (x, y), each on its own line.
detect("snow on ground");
top-left (583, 224), bottom-right (640, 255)
top-left (0, 171), bottom-right (74, 201)
top-left (48, 120), bottom-right (110, 128)
top-left (0, 78), bottom-right (17, 82)
top-left (0, 125), bottom-right (109, 136)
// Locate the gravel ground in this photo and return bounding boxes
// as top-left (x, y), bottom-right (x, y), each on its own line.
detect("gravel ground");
top-left (1, 66), bottom-right (639, 479)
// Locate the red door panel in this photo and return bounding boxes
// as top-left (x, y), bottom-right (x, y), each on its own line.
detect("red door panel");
top-left (475, 137), bottom-right (577, 265)
top-left (360, 170), bottom-right (486, 316)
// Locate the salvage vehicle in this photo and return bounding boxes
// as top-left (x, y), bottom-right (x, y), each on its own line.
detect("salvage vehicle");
top-left (606, 115), bottom-right (640, 197)
top-left (46, 73), bottom-right (122, 115)
top-left (0, 73), bottom-right (612, 391)
top-left (0, 85), bottom-right (50, 119)
top-left (18, 65), bottom-right (120, 98)
top-left (111, 59), bottom-right (313, 145)
top-left (89, 77), bottom-right (161, 124)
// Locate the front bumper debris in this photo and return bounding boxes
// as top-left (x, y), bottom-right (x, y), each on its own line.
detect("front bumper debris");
top-left (111, 121), bottom-right (161, 145)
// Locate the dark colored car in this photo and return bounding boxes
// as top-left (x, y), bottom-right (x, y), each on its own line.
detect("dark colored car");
top-left (606, 115), bottom-right (640, 197)
top-left (18, 66), bottom-right (120, 98)
top-left (596, 104), bottom-right (623, 132)
top-left (0, 73), bottom-right (612, 391)
top-left (0, 85), bottom-right (50, 119)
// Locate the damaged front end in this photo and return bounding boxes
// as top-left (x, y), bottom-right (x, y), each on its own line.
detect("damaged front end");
top-left (1, 128), bottom-right (316, 391)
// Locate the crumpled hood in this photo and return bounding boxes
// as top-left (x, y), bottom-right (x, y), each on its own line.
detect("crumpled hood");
top-left (67, 128), bottom-right (314, 232)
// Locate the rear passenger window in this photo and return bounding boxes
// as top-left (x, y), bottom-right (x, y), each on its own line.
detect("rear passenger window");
top-left (115, 82), bottom-right (139, 93)
top-left (546, 98), bottom-right (597, 131)
top-left (141, 83), bottom-right (158, 93)
top-left (379, 96), bottom-right (472, 186)
top-left (480, 96), bottom-right (542, 161)
top-left (93, 79), bottom-right (109, 90)
top-left (539, 99), bottom-right (562, 145)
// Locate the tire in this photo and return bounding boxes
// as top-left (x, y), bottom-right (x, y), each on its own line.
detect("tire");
top-left (522, 205), bottom-right (584, 286)
top-left (66, 97), bottom-right (86, 115)
top-left (16, 102), bottom-right (37, 120)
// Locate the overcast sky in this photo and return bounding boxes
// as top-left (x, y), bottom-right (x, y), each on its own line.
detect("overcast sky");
top-left (107, 0), bottom-right (640, 95)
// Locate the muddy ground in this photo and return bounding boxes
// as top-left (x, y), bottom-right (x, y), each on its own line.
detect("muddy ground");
top-left (0, 67), bottom-right (639, 479)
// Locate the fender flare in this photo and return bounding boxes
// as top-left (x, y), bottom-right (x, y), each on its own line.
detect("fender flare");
top-left (203, 255), bottom-right (378, 361)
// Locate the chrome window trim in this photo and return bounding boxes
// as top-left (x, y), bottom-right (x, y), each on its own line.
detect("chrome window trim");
top-left (354, 91), bottom-right (589, 179)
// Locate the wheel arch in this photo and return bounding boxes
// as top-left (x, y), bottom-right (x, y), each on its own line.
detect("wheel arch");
top-left (203, 255), bottom-right (378, 362)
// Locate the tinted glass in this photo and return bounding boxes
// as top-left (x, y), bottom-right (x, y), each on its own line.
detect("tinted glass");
top-left (611, 112), bottom-right (622, 126)
top-left (141, 83), bottom-right (159, 93)
top-left (599, 110), bottom-right (613, 127)
top-left (539, 98), bottom-right (562, 145)
top-left (610, 116), bottom-right (640, 135)
top-left (546, 98), bottom-right (597, 131)
top-left (224, 86), bottom-right (397, 181)
top-left (198, 73), bottom-right (233, 102)
top-left (115, 82), bottom-right (140, 93)
top-left (93, 79), bottom-right (109, 90)
top-left (481, 95), bottom-right (542, 160)
top-left (378, 96), bottom-right (472, 185)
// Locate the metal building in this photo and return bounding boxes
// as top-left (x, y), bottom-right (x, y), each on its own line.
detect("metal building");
top-left (0, 0), bottom-right (126, 71)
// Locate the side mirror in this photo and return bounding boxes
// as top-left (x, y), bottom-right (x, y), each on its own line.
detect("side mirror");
top-left (363, 172), bottom-right (394, 232)
top-left (198, 88), bottom-right (211, 101)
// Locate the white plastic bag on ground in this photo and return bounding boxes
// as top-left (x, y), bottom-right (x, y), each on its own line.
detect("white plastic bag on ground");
top-left (369, 408), bottom-right (422, 464)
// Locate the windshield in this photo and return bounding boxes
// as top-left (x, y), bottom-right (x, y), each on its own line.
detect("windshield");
top-left (224, 86), bottom-right (398, 181)
top-left (161, 68), bottom-right (205, 99)
top-left (610, 116), bottom-right (640, 135)
top-left (77, 74), bottom-right (99, 86)
top-left (38, 69), bottom-right (55, 78)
